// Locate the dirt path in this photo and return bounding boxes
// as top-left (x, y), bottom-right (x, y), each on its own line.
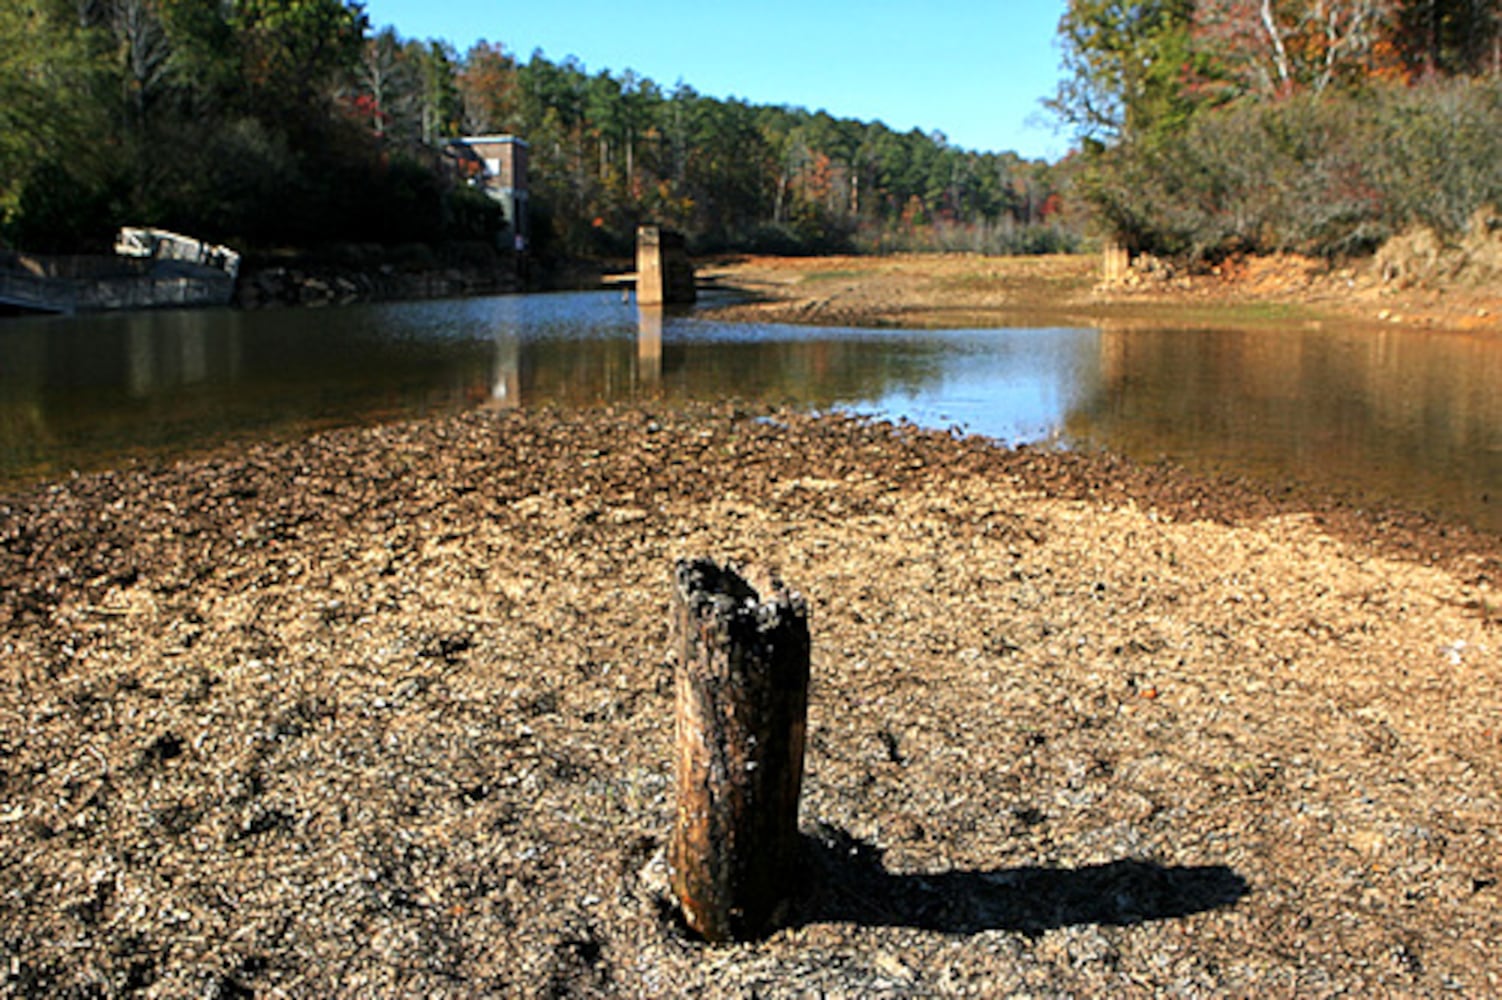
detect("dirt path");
top-left (3, 404), bottom-right (1499, 996)
top-left (698, 253), bottom-right (1502, 335)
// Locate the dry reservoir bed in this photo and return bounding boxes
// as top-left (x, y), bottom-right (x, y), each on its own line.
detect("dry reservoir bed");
top-left (1, 404), bottom-right (1499, 997)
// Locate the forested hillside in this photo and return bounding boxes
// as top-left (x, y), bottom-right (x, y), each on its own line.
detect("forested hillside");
top-left (8, 1), bottom-right (1497, 265)
top-left (1054, 0), bottom-right (1502, 259)
top-left (0, 1), bottom-right (1071, 258)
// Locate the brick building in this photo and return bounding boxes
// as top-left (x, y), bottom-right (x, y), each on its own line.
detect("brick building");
top-left (447, 135), bottom-right (530, 250)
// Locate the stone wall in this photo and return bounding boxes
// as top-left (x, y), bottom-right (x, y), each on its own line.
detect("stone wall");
top-left (236, 245), bottom-right (524, 308)
top-left (0, 252), bottom-right (232, 313)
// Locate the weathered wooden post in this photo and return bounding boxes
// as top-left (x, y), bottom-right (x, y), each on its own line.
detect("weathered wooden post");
top-left (669, 558), bottom-right (810, 942)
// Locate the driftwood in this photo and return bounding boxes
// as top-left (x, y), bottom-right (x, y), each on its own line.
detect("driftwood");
top-left (669, 559), bottom-right (810, 942)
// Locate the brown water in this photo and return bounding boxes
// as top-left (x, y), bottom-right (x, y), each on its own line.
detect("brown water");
top-left (2, 292), bottom-right (1500, 532)
top-left (1069, 323), bottom-right (1502, 530)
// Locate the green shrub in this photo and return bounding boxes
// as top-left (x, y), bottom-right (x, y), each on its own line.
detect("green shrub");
top-left (442, 186), bottom-right (504, 243)
top-left (1078, 78), bottom-right (1502, 260)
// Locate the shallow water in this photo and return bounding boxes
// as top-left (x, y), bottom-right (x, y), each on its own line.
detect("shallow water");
top-left (2, 291), bottom-right (1500, 531)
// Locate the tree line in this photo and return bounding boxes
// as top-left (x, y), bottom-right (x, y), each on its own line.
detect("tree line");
top-left (1052, 0), bottom-right (1502, 259)
top-left (1, 0), bottom-right (1073, 259)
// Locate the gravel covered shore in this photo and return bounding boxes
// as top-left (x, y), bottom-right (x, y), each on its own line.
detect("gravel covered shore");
top-left (2, 403), bottom-right (1499, 996)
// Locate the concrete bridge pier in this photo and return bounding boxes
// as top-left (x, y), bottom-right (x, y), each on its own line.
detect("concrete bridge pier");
top-left (636, 226), bottom-right (696, 305)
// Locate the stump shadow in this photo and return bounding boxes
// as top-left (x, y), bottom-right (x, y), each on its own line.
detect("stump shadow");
top-left (792, 824), bottom-right (1248, 936)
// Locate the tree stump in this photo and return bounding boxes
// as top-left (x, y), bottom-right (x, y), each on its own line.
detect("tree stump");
top-left (669, 558), bottom-right (810, 942)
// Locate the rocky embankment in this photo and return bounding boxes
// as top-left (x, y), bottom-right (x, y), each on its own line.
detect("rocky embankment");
top-left (2, 404), bottom-right (1499, 996)
top-left (236, 246), bottom-right (524, 308)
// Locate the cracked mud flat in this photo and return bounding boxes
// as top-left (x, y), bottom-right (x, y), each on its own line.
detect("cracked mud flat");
top-left (2, 403), bottom-right (1500, 997)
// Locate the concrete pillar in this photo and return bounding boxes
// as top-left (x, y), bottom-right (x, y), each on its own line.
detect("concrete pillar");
top-left (1102, 240), bottom-right (1131, 285)
top-left (636, 226), bottom-right (696, 305)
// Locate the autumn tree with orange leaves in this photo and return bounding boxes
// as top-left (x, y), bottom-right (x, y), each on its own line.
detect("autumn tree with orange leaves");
top-left (1188, 0), bottom-right (1420, 100)
top-left (1055, 0), bottom-right (1502, 259)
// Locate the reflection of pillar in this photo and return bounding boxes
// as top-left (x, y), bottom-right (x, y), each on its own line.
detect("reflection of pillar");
top-left (491, 328), bottom-right (521, 407)
top-left (173, 313), bottom-right (209, 384)
top-left (126, 319), bottom-right (157, 398)
top-left (1095, 323), bottom-right (1130, 383)
top-left (483, 295), bottom-right (524, 407)
top-left (637, 306), bottom-right (663, 387)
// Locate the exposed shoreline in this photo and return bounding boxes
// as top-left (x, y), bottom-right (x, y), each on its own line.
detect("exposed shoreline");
top-left (696, 252), bottom-right (1502, 336)
top-left (2, 403), bottom-right (1499, 995)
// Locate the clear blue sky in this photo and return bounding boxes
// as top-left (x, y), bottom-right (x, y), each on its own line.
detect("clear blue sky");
top-left (358, 0), bottom-right (1071, 160)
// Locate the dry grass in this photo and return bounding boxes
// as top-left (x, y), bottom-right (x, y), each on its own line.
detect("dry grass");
top-left (698, 253), bottom-right (1502, 335)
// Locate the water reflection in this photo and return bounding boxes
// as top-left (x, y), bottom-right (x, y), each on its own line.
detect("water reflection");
top-left (123, 311), bottom-right (242, 397)
top-left (0, 301), bottom-right (498, 480)
top-left (3, 293), bottom-right (1502, 532)
top-left (489, 299), bottom-right (520, 407)
top-left (0, 295), bottom-right (1096, 485)
top-left (637, 306), bottom-right (663, 387)
top-left (1068, 324), bottom-right (1502, 528)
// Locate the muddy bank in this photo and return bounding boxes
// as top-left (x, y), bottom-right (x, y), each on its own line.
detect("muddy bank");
top-left (698, 252), bottom-right (1502, 335)
top-left (2, 405), bottom-right (1500, 996)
